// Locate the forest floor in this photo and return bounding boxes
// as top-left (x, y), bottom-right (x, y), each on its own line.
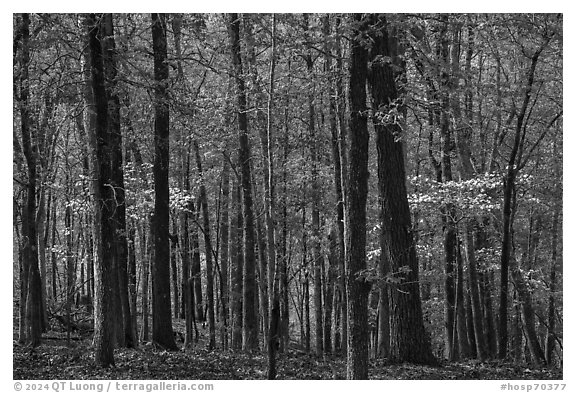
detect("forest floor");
top-left (13, 332), bottom-right (562, 380)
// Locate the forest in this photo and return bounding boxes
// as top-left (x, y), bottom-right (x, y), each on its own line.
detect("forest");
top-left (13, 13), bottom-right (563, 380)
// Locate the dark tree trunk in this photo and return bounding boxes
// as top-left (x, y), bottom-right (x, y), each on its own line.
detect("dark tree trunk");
top-left (345, 14), bottom-right (371, 380)
top-left (101, 13), bottom-right (135, 349)
top-left (228, 13), bottom-right (258, 351)
top-left (86, 13), bottom-right (115, 367)
top-left (17, 12), bottom-right (43, 348)
top-left (368, 14), bottom-right (436, 366)
top-left (151, 12), bottom-right (177, 351)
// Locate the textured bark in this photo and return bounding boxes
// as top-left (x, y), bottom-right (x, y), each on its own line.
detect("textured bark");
top-left (151, 12), bottom-right (177, 351)
top-left (267, 292), bottom-right (280, 379)
top-left (18, 13), bottom-right (43, 348)
top-left (101, 13), bottom-right (135, 349)
top-left (228, 13), bottom-right (258, 351)
top-left (377, 245), bottom-right (390, 358)
top-left (368, 14), bottom-right (436, 365)
top-left (345, 14), bottom-right (371, 379)
top-left (86, 13), bottom-right (115, 366)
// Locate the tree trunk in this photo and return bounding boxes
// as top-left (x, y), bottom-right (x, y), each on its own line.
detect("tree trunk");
top-left (228, 13), bottom-right (258, 352)
top-left (170, 221), bottom-right (179, 319)
top-left (194, 140), bottom-right (217, 349)
top-left (546, 138), bottom-right (561, 364)
top-left (219, 156), bottom-right (231, 350)
top-left (127, 221), bottom-right (138, 343)
top-left (304, 273), bottom-right (311, 352)
top-left (345, 14), bottom-right (371, 379)
top-left (141, 215), bottom-right (152, 342)
top-left (65, 202), bottom-right (74, 344)
top-left (324, 225), bottom-right (336, 354)
top-left (230, 180), bottom-right (244, 351)
top-left (17, 12), bottom-right (42, 348)
top-left (456, 241), bottom-right (471, 358)
top-left (463, 223), bottom-right (488, 359)
top-left (151, 12), bottom-right (177, 351)
top-left (86, 13), bottom-right (115, 366)
top-left (102, 13), bottom-right (135, 349)
top-left (368, 14), bottom-right (436, 366)
top-left (191, 201), bottom-right (204, 322)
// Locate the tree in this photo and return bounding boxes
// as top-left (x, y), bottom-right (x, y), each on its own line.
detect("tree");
top-left (151, 12), bottom-right (178, 351)
top-left (101, 13), bottom-right (136, 349)
top-left (344, 13), bottom-right (371, 380)
top-left (16, 13), bottom-right (43, 348)
top-left (86, 12), bottom-right (115, 367)
top-left (368, 14), bottom-right (436, 365)
top-left (228, 12), bottom-right (258, 352)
